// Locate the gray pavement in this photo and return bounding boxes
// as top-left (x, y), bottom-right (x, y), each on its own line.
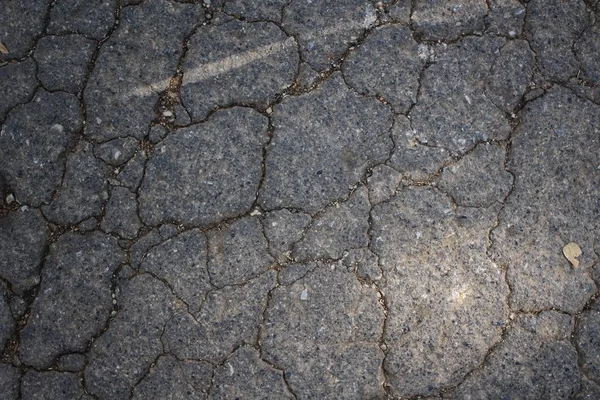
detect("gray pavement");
top-left (0, 0), bottom-right (599, 398)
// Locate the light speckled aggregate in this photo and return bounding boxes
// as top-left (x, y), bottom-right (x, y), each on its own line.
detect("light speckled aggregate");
top-left (0, 0), bottom-right (598, 398)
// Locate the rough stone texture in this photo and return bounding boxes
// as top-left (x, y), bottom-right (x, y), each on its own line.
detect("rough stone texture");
top-left (4, 1), bottom-right (600, 397)
top-left (262, 264), bottom-right (385, 399)
top-left (9, 295), bottom-right (27, 320)
top-left (0, 208), bottom-right (48, 293)
top-left (101, 186), bottom-right (142, 239)
top-left (490, 88), bottom-right (598, 312)
top-left (282, 0), bottom-right (377, 71)
top-left (132, 354), bottom-right (213, 399)
top-left (343, 25), bottom-right (421, 113)
top-left (159, 223), bottom-right (177, 240)
top-left (295, 61), bottom-right (321, 91)
top-left (487, 39), bottom-right (536, 113)
top-left (0, 0), bottom-right (48, 61)
top-left (575, 24), bottom-right (600, 85)
top-left (148, 125), bottom-right (169, 144)
top-left (129, 228), bottom-right (164, 269)
top-left (21, 370), bottom-right (85, 400)
top-left (293, 186), bottom-right (370, 261)
top-left (0, 364), bottom-right (19, 400)
top-left (438, 143), bottom-right (513, 207)
top-left (94, 137), bottom-right (138, 167)
top-left (262, 209), bottom-right (312, 263)
top-left (223, 0), bottom-right (287, 22)
top-left (371, 187), bottom-right (507, 397)
top-left (207, 216), bottom-right (274, 287)
top-left (57, 353), bottom-right (86, 372)
top-left (0, 58), bottom-right (38, 120)
top-left (78, 217), bottom-right (98, 233)
top-left (117, 150), bottom-right (146, 191)
top-left (260, 73), bottom-right (393, 212)
top-left (19, 232), bottom-right (123, 368)
top-left (279, 261), bottom-right (317, 286)
top-left (386, 0), bottom-right (411, 24)
top-left (0, 176), bottom-right (5, 201)
top-left (576, 376), bottom-right (600, 400)
top-left (577, 297), bottom-right (600, 383)
top-left (163, 271), bottom-right (276, 363)
top-left (0, 90), bottom-right (83, 206)
top-left (452, 311), bottom-right (580, 398)
top-left (139, 108), bottom-right (267, 226)
top-left (84, 0), bottom-right (203, 141)
top-left (388, 115), bottom-right (452, 181)
top-left (410, 36), bottom-right (511, 155)
top-left (42, 142), bottom-right (108, 225)
top-left (210, 346), bottom-right (293, 398)
top-left (342, 247), bottom-right (382, 282)
top-left (140, 229), bottom-right (212, 315)
top-left (411, 0), bottom-right (488, 41)
top-left (34, 35), bottom-right (96, 93)
top-left (0, 282), bottom-right (15, 351)
top-left (182, 20), bottom-right (297, 120)
top-left (367, 164), bottom-right (403, 205)
top-left (487, 0), bottom-right (526, 37)
top-left (526, 0), bottom-right (590, 82)
top-left (85, 274), bottom-right (177, 399)
top-left (48, 0), bottom-right (117, 40)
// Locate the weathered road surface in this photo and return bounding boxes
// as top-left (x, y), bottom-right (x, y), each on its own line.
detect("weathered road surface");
top-left (1, 0), bottom-right (599, 398)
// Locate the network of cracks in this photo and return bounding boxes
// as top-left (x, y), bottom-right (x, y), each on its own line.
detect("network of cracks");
top-left (0, 0), bottom-right (599, 398)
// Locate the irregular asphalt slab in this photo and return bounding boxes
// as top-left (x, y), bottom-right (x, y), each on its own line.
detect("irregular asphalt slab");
top-left (0, 0), bottom-right (599, 398)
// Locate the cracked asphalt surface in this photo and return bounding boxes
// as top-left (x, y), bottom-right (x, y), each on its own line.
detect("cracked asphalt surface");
top-left (0, 0), bottom-right (599, 398)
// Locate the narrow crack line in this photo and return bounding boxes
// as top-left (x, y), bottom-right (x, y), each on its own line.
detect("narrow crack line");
top-left (0, 74), bottom-right (41, 125)
top-left (128, 351), bottom-right (164, 399)
top-left (250, 113), bottom-right (274, 212)
top-left (220, 6), bottom-right (281, 25)
top-left (202, 230), bottom-right (217, 291)
top-left (434, 96), bottom-right (521, 395)
top-left (136, 270), bottom-right (198, 323)
top-left (150, 6), bottom-right (209, 130)
top-left (276, 261), bottom-right (320, 288)
top-left (255, 213), bottom-right (282, 265)
top-left (78, 1), bottom-right (122, 108)
top-left (1, 0), bottom-right (55, 65)
top-left (170, 11), bottom-right (303, 122)
top-left (0, 233), bottom-right (53, 366)
top-left (255, 283), bottom-right (299, 399)
top-left (558, 81), bottom-right (600, 107)
top-left (374, 281), bottom-right (392, 398)
top-left (571, 292), bottom-right (600, 390)
top-left (404, 51), bottom-right (432, 121)
top-left (80, 356), bottom-right (100, 400)
top-left (286, 183), bottom-right (365, 259)
top-left (569, 4), bottom-right (595, 70)
top-left (202, 267), bottom-right (277, 294)
top-left (439, 318), bottom-right (513, 397)
top-left (205, 367), bottom-right (217, 399)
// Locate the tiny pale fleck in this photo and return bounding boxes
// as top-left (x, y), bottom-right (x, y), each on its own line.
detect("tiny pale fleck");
top-left (300, 288), bottom-right (308, 300)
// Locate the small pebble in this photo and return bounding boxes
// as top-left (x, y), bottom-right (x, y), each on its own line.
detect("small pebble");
top-left (162, 110), bottom-right (173, 117)
top-left (300, 288), bottom-right (308, 300)
top-left (5, 193), bottom-right (15, 204)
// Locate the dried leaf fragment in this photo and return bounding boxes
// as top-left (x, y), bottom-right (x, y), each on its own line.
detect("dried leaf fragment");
top-left (0, 41), bottom-right (8, 54)
top-left (563, 242), bottom-right (582, 268)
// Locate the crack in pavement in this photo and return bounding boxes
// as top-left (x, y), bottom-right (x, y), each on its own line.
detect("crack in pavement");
top-left (1, 0), bottom-right (599, 398)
